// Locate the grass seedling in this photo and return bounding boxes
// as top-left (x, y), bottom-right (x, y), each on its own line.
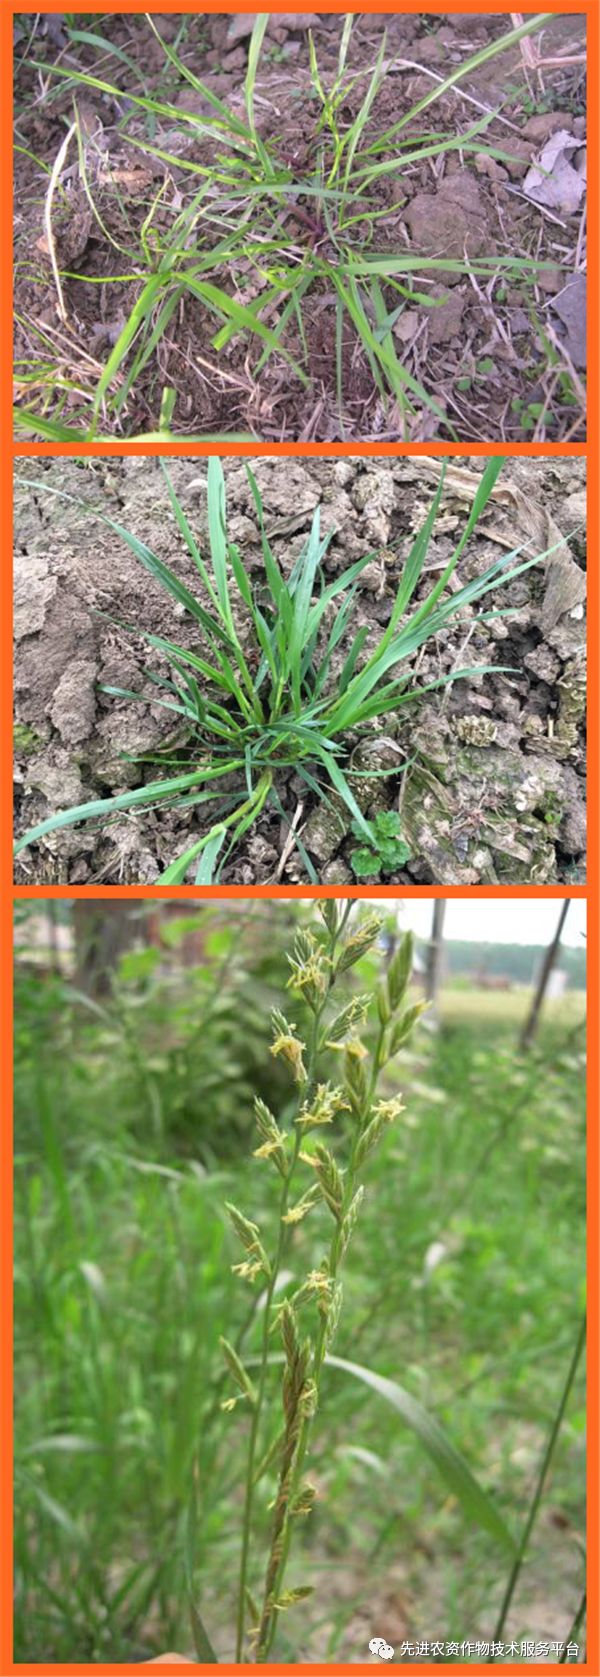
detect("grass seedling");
top-left (14, 11), bottom-right (554, 439)
top-left (14, 456), bottom-right (567, 884)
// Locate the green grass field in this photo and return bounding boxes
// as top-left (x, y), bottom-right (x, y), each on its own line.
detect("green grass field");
top-left (439, 986), bottom-right (586, 1030)
top-left (13, 906), bottom-right (586, 1664)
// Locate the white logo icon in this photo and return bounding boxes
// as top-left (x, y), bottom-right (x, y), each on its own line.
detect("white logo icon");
top-left (369, 1636), bottom-right (394, 1661)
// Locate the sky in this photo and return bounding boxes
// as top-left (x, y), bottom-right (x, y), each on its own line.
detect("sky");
top-left (380, 898), bottom-right (586, 948)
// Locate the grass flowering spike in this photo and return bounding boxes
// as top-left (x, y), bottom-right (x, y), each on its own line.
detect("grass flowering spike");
top-left (220, 1338), bottom-right (258, 1407)
top-left (287, 932), bottom-right (332, 1009)
top-left (296, 1083), bottom-right (350, 1131)
top-left (324, 995), bottom-right (371, 1046)
top-left (253, 1098), bottom-right (288, 1176)
top-left (388, 1001), bottom-right (430, 1057)
top-left (305, 1141), bottom-right (345, 1222)
top-left (270, 1016), bottom-right (307, 1084)
top-left (225, 1202), bottom-right (271, 1283)
top-left (387, 933), bottom-right (414, 1011)
top-left (318, 901), bottom-right (342, 936)
top-left (343, 1039), bottom-right (370, 1117)
top-left (337, 914), bottom-right (385, 972)
top-left (224, 915), bottom-right (427, 1663)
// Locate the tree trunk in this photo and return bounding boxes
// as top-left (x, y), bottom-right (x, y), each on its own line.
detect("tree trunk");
top-left (519, 900), bottom-right (571, 1051)
top-left (425, 900), bottom-right (446, 1009)
top-left (73, 902), bottom-right (144, 997)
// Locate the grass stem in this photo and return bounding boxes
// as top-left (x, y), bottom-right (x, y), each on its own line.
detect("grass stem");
top-left (491, 1313), bottom-right (586, 1654)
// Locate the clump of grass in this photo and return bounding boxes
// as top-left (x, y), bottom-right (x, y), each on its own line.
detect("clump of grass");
top-left (14, 11), bottom-right (554, 440)
top-left (14, 456), bottom-right (566, 884)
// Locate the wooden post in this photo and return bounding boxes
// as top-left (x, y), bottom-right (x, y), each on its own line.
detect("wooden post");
top-left (519, 900), bottom-right (571, 1051)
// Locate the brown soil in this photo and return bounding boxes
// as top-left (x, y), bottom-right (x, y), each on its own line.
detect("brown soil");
top-left (13, 455), bottom-right (586, 887)
top-left (13, 12), bottom-right (586, 442)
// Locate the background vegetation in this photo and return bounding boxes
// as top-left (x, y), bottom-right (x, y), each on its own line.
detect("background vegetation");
top-left (14, 900), bottom-right (586, 1663)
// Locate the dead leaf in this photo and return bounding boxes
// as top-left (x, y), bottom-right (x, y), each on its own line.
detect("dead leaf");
top-left (523, 130), bottom-right (586, 215)
top-left (550, 275), bottom-right (587, 370)
top-left (413, 459), bottom-right (586, 632)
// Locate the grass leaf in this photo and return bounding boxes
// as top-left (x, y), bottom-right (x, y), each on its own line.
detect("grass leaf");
top-left (327, 1355), bottom-right (516, 1557)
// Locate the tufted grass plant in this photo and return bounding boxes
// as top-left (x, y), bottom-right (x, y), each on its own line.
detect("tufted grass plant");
top-left (14, 456), bottom-right (568, 884)
top-left (14, 12), bottom-right (554, 440)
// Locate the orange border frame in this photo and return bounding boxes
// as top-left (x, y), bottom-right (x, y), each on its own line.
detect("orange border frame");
top-left (2, 0), bottom-right (597, 1673)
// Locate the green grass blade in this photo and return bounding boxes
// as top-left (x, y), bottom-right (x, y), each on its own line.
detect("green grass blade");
top-left (370, 472), bottom-right (447, 656)
top-left (327, 1355), bottom-right (516, 1557)
top-left (146, 13), bottom-right (250, 139)
top-left (311, 745), bottom-right (372, 844)
top-left (90, 273), bottom-right (166, 428)
top-left (245, 15), bottom-right (274, 178)
top-left (14, 765), bottom-right (243, 857)
top-left (180, 276), bottom-right (310, 387)
top-left (33, 48), bottom-right (251, 145)
top-left (359, 12), bottom-right (552, 153)
top-left (111, 288), bottom-right (184, 419)
top-left (332, 270), bottom-right (449, 429)
top-left (288, 510), bottom-right (329, 708)
top-left (160, 463), bottom-right (222, 615)
top-left (304, 554), bottom-right (377, 640)
top-left (184, 1486), bottom-right (220, 1662)
top-left (338, 624), bottom-right (370, 694)
top-left (339, 664), bottom-right (514, 729)
top-left (341, 33), bottom-right (386, 192)
top-left (158, 827), bottom-right (227, 886)
top-left (65, 27), bottom-right (142, 80)
top-left (206, 458), bottom-right (235, 632)
top-left (407, 457), bottom-right (505, 633)
top-left (245, 469), bottom-right (293, 629)
top-left (492, 1316), bottom-right (586, 1645)
top-left (196, 829), bottom-right (228, 884)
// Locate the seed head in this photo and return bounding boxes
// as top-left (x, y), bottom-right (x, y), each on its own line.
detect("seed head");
top-left (287, 931), bottom-right (331, 1010)
top-left (270, 1012), bottom-right (307, 1084)
top-left (387, 932), bottom-right (414, 1010)
top-left (302, 1141), bottom-right (344, 1221)
top-left (281, 1184), bottom-right (321, 1225)
top-left (325, 995), bottom-right (370, 1046)
top-left (291, 1480), bottom-right (318, 1517)
top-left (343, 1038), bottom-right (369, 1117)
top-left (226, 1202), bottom-right (271, 1282)
top-left (220, 1336), bottom-right (257, 1404)
top-left (317, 900), bottom-right (342, 936)
top-left (337, 912), bottom-right (384, 972)
top-left (253, 1097), bottom-right (288, 1175)
top-left (306, 1267), bottom-right (335, 1318)
top-left (339, 1185), bottom-right (365, 1259)
top-left (388, 1000), bottom-right (428, 1056)
top-left (296, 1082), bottom-right (350, 1131)
top-left (372, 1095), bottom-right (405, 1124)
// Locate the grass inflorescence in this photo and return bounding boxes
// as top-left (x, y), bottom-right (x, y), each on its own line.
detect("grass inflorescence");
top-left (222, 907), bottom-right (423, 1660)
top-left (14, 456), bottom-right (565, 885)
